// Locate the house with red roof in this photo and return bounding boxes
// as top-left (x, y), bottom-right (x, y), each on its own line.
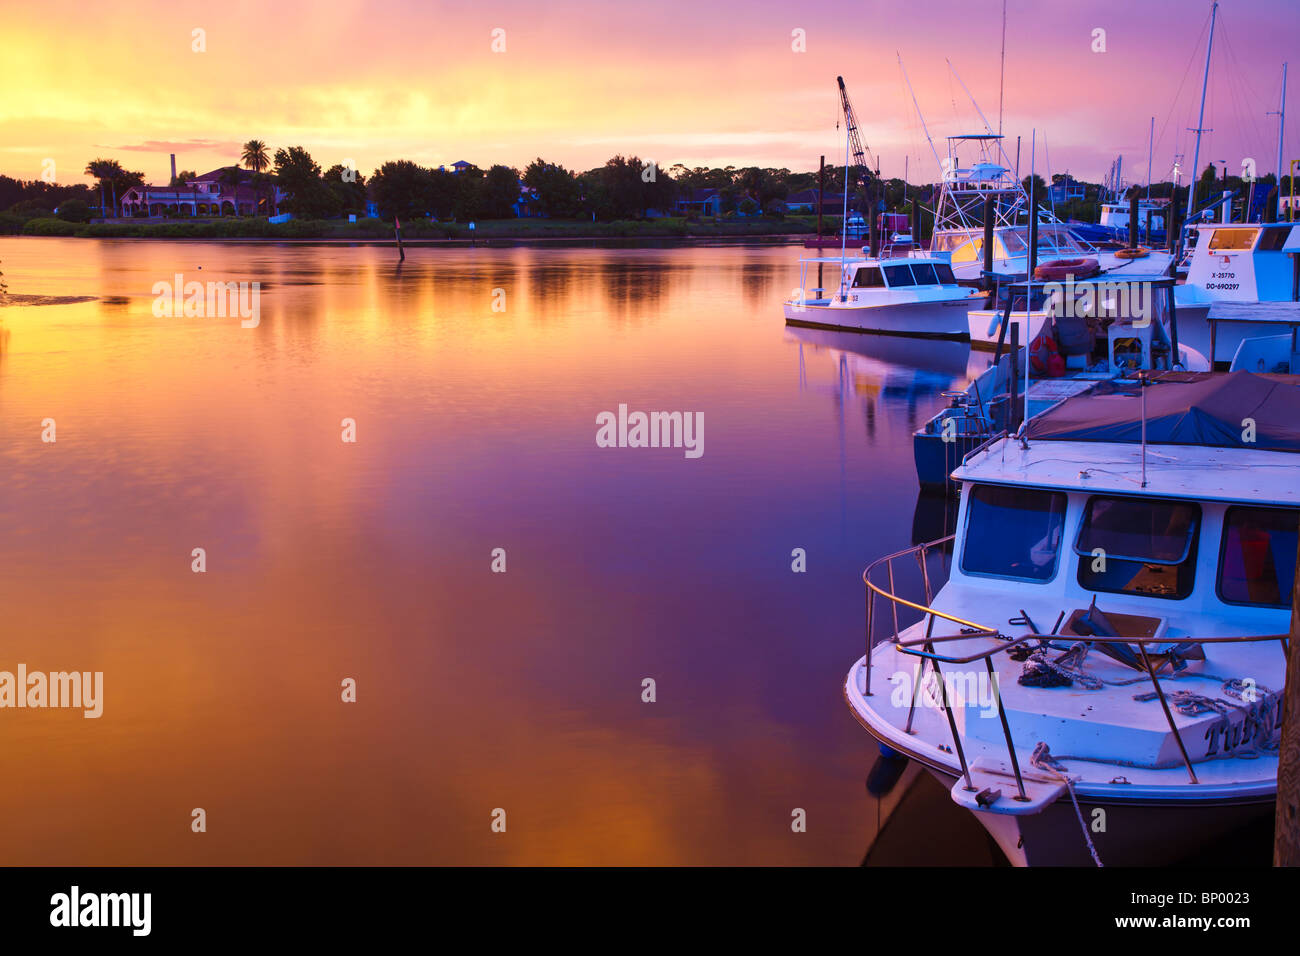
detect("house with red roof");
top-left (120, 166), bottom-right (284, 218)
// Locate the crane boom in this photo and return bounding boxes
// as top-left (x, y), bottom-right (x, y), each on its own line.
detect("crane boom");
top-left (836, 76), bottom-right (877, 192)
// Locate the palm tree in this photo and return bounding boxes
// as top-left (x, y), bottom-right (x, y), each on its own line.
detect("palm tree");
top-left (242, 140), bottom-right (270, 216)
top-left (84, 159), bottom-right (122, 219)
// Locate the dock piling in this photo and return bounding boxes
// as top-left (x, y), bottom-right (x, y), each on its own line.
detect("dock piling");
top-left (1273, 534), bottom-right (1300, 865)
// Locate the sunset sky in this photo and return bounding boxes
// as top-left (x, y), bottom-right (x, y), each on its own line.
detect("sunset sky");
top-left (0, 0), bottom-right (1294, 188)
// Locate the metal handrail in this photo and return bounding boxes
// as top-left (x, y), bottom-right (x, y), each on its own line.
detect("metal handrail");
top-left (860, 537), bottom-right (1290, 798)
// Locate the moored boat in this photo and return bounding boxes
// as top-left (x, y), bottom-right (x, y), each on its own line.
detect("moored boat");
top-left (849, 371), bottom-right (1299, 865)
top-left (783, 253), bottom-right (982, 338)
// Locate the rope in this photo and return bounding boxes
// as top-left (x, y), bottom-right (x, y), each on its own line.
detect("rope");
top-left (1030, 743), bottom-right (1103, 867)
top-left (1018, 646), bottom-right (1104, 689)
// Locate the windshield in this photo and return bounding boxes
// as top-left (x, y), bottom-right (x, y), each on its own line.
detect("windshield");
top-left (1219, 507), bottom-right (1299, 607)
top-left (1001, 225), bottom-right (1084, 257)
top-left (1076, 496), bottom-right (1200, 599)
top-left (961, 484), bottom-right (1066, 581)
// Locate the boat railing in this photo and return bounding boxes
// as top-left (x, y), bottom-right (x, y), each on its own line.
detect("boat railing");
top-left (861, 537), bottom-right (1290, 800)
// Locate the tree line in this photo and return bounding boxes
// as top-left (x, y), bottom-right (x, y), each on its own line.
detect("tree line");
top-left (4, 147), bottom-right (1297, 228)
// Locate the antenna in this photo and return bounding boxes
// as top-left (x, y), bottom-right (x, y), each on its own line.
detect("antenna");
top-left (1268, 62), bottom-right (1288, 186)
top-left (898, 54), bottom-right (943, 170)
top-left (998, 0), bottom-right (1007, 136)
top-left (946, 59), bottom-right (1023, 190)
top-left (1139, 372), bottom-right (1149, 488)
top-left (1182, 0), bottom-right (1218, 256)
top-left (1025, 129), bottom-right (1035, 431)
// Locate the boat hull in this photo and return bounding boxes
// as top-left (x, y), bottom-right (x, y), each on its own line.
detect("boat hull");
top-left (1168, 301), bottom-right (1298, 368)
top-left (845, 652), bottom-right (1279, 867)
top-left (916, 765), bottom-right (1273, 866)
top-left (967, 309), bottom-right (1050, 350)
top-left (784, 297), bottom-right (976, 338)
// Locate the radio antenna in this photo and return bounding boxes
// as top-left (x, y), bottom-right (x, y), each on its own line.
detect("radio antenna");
top-left (898, 53), bottom-right (943, 170)
top-left (1139, 372), bottom-right (1149, 488)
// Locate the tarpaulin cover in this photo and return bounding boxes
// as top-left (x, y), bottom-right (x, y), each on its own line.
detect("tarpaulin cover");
top-left (1022, 372), bottom-right (1300, 452)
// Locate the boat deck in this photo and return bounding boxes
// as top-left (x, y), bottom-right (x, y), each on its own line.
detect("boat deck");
top-left (846, 604), bottom-right (1284, 803)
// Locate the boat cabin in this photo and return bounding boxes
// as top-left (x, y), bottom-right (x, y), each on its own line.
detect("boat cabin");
top-left (931, 224), bottom-right (1091, 266)
top-left (792, 254), bottom-right (965, 306)
top-left (943, 373), bottom-right (1299, 764)
top-left (951, 373), bottom-right (1298, 633)
top-left (1184, 222), bottom-right (1300, 304)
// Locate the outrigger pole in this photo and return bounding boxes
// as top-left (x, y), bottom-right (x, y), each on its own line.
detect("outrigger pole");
top-left (898, 53), bottom-right (943, 171)
top-left (1182, 0), bottom-right (1218, 256)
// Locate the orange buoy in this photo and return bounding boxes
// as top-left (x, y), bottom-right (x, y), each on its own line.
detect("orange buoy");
top-left (1114, 246), bottom-right (1151, 260)
top-left (1033, 257), bottom-right (1101, 281)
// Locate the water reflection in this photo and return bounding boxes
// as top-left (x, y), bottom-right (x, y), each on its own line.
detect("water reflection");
top-left (0, 238), bottom-right (970, 864)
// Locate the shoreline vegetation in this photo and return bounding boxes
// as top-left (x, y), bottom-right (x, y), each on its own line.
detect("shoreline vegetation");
top-left (9, 214), bottom-right (836, 243)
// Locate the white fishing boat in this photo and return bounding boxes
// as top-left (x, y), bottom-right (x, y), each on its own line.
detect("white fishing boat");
top-left (783, 253), bottom-right (982, 338)
top-left (928, 134), bottom-right (1174, 283)
top-left (847, 371), bottom-right (1298, 865)
top-left (1172, 221), bottom-right (1300, 364)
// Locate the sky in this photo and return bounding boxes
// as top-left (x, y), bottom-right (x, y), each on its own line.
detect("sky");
top-left (0, 0), bottom-right (1295, 188)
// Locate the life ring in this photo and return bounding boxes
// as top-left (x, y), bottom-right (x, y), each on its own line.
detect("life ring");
top-left (1033, 257), bottom-right (1100, 281)
top-left (1114, 246), bottom-right (1150, 260)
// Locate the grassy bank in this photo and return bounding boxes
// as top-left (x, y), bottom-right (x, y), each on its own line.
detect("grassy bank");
top-left (6, 214), bottom-right (837, 241)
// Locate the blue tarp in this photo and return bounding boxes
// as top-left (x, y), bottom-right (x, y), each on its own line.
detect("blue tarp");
top-left (1023, 372), bottom-right (1300, 452)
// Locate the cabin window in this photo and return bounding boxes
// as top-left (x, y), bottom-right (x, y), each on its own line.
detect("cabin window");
top-left (934, 263), bottom-right (957, 284)
top-left (1207, 228), bottom-right (1258, 252)
top-left (1257, 227), bottom-right (1292, 252)
top-left (852, 267), bottom-right (884, 288)
top-left (910, 263), bottom-right (939, 285)
top-left (882, 264), bottom-right (916, 287)
top-left (1218, 507), bottom-right (1299, 608)
top-left (1075, 496), bottom-right (1200, 600)
top-left (1000, 230), bottom-right (1027, 254)
top-left (961, 484), bottom-right (1066, 581)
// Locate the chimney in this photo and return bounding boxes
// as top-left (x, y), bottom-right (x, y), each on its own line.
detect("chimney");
top-left (170, 153), bottom-right (177, 184)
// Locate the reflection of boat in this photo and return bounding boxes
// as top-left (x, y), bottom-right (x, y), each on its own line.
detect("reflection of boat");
top-left (848, 371), bottom-right (1299, 866)
top-left (785, 324), bottom-right (980, 379)
top-left (783, 254), bottom-right (982, 338)
top-left (911, 489), bottom-right (959, 546)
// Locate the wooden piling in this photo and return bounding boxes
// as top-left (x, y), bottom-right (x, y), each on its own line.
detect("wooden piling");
top-left (394, 217), bottom-right (405, 262)
top-left (983, 194), bottom-right (995, 282)
top-left (1274, 533), bottom-right (1300, 865)
top-left (817, 156), bottom-right (825, 241)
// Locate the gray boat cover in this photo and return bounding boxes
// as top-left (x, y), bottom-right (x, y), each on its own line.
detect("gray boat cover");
top-left (1022, 371), bottom-right (1300, 452)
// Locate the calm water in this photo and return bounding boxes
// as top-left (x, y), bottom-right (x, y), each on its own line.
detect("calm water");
top-left (0, 237), bottom-right (979, 865)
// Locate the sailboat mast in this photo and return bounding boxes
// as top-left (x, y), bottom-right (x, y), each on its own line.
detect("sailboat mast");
top-left (1271, 63), bottom-right (1288, 191)
top-left (1147, 116), bottom-right (1154, 200)
top-left (997, 0), bottom-right (1007, 136)
top-left (1183, 0), bottom-right (1218, 251)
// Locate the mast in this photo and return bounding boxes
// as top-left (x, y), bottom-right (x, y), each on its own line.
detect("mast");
top-left (898, 54), bottom-right (943, 169)
top-left (997, 0), bottom-right (1007, 136)
top-left (1183, 0), bottom-right (1218, 253)
top-left (1147, 116), bottom-right (1154, 200)
top-left (1269, 63), bottom-right (1288, 200)
top-left (838, 119), bottom-right (851, 296)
